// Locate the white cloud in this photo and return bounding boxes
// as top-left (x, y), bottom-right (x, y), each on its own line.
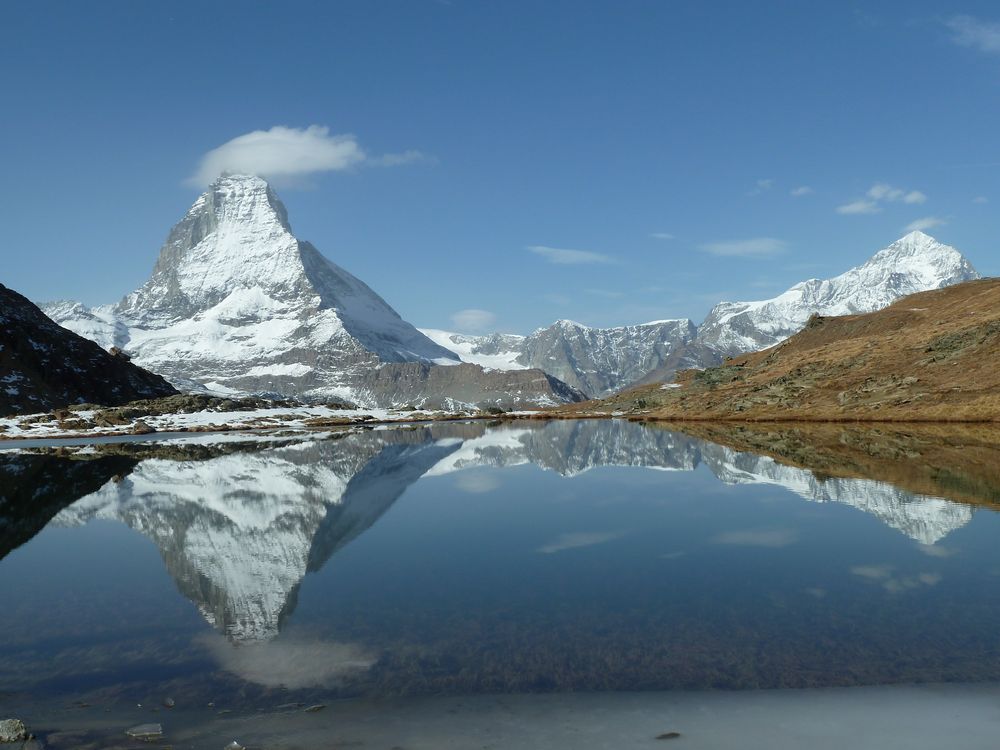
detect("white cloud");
top-left (199, 633), bottom-right (374, 689)
top-left (711, 528), bottom-right (798, 548)
top-left (700, 237), bottom-right (787, 258)
top-left (790, 186), bottom-right (813, 197)
top-left (867, 183), bottom-right (903, 201)
top-left (947, 15), bottom-right (1000, 55)
top-left (974, 196), bottom-right (989, 204)
top-left (537, 531), bottom-right (625, 554)
top-left (905, 216), bottom-right (947, 232)
top-left (837, 199), bottom-right (882, 215)
top-left (450, 308), bottom-right (497, 332)
top-left (189, 125), bottom-right (430, 185)
top-left (839, 182), bottom-right (927, 216)
top-left (527, 245), bottom-right (614, 265)
top-left (649, 232), bottom-right (675, 240)
top-left (748, 178), bottom-right (774, 196)
top-left (455, 473), bottom-right (501, 494)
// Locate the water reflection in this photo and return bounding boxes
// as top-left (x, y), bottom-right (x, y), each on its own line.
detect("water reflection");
top-left (2, 420), bottom-right (993, 651)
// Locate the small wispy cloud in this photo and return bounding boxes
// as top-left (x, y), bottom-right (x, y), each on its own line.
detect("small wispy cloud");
top-left (527, 245), bottom-right (615, 265)
top-left (790, 186), bottom-right (814, 197)
top-left (537, 531), bottom-right (625, 554)
top-left (450, 308), bottom-right (496, 331)
top-left (947, 15), bottom-right (1000, 55)
top-left (585, 288), bottom-right (625, 299)
top-left (700, 237), bottom-right (787, 258)
top-left (712, 528), bottom-right (798, 548)
top-left (455, 473), bottom-right (501, 494)
top-left (837, 199), bottom-right (881, 215)
top-left (188, 125), bottom-right (430, 186)
top-left (837, 183), bottom-right (927, 215)
top-left (747, 178), bottom-right (774, 196)
top-left (974, 195), bottom-right (989, 204)
top-left (649, 232), bottom-right (675, 240)
top-left (905, 216), bottom-right (947, 232)
top-left (850, 564), bottom-right (942, 593)
top-left (867, 183), bottom-right (926, 204)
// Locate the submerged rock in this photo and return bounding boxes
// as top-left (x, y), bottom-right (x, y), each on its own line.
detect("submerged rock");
top-left (124, 723), bottom-right (162, 740)
top-left (0, 719), bottom-right (27, 742)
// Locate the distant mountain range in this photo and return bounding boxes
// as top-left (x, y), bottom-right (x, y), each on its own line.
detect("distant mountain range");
top-left (587, 276), bottom-right (1000, 422)
top-left (14, 172), bottom-right (976, 410)
top-left (425, 231), bottom-right (979, 397)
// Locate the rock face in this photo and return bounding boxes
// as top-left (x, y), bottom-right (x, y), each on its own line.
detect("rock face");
top-left (422, 318), bottom-right (697, 397)
top-left (429, 232), bottom-right (979, 395)
top-left (0, 283), bottom-right (177, 416)
top-left (44, 174), bottom-right (583, 409)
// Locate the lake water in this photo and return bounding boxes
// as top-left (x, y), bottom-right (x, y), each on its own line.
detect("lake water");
top-left (3, 419), bottom-right (1000, 748)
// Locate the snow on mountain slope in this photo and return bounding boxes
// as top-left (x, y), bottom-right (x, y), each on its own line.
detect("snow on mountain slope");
top-left (45, 175), bottom-right (458, 404)
top-left (418, 329), bottom-right (527, 370)
top-left (696, 231), bottom-right (980, 355)
top-left (42, 175), bottom-right (583, 408)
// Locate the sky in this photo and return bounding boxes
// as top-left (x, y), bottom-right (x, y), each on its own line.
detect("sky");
top-left (2, 1), bottom-right (999, 334)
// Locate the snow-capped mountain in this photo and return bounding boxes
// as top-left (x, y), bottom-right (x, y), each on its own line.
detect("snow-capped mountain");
top-left (421, 318), bottom-right (697, 397)
top-left (0, 282), bottom-right (176, 415)
top-left (694, 231), bottom-right (980, 356)
top-left (44, 174), bottom-right (583, 409)
top-left (431, 232), bottom-right (979, 395)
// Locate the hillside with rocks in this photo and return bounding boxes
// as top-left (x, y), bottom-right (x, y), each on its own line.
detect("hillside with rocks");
top-left (572, 278), bottom-right (1000, 422)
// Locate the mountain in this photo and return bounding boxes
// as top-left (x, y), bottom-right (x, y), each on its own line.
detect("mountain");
top-left (428, 232), bottom-right (978, 396)
top-left (587, 277), bottom-right (1000, 421)
top-left (421, 318), bottom-right (697, 397)
top-left (0, 282), bottom-right (177, 416)
top-left (44, 174), bottom-right (583, 410)
top-left (694, 231), bottom-right (979, 356)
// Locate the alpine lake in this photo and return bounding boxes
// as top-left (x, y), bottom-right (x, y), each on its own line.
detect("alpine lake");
top-left (4, 418), bottom-right (1000, 749)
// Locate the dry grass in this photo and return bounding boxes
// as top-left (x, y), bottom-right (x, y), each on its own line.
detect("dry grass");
top-left (558, 278), bottom-right (1000, 422)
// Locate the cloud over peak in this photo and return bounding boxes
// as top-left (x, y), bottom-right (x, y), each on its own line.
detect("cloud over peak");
top-left (189, 125), bottom-right (429, 186)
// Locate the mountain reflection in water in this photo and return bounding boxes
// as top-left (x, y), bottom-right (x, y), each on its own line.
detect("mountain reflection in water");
top-left (2, 420), bottom-right (992, 647)
top-left (6, 418), bottom-right (1000, 706)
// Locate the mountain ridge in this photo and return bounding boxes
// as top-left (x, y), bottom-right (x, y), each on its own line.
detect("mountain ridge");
top-left (43, 174), bottom-right (584, 410)
top-left (428, 231), bottom-right (979, 397)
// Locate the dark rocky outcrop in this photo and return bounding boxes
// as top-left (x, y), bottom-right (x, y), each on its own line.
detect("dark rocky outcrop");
top-left (0, 283), bottom-right (177, 416)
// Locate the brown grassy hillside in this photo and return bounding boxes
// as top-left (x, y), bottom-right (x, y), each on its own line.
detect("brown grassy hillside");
top-left (566, 278), bottom-right (1000, 422)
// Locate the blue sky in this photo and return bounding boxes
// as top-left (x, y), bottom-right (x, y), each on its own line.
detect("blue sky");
top-left (2, 1), bottom-right (999, 334)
